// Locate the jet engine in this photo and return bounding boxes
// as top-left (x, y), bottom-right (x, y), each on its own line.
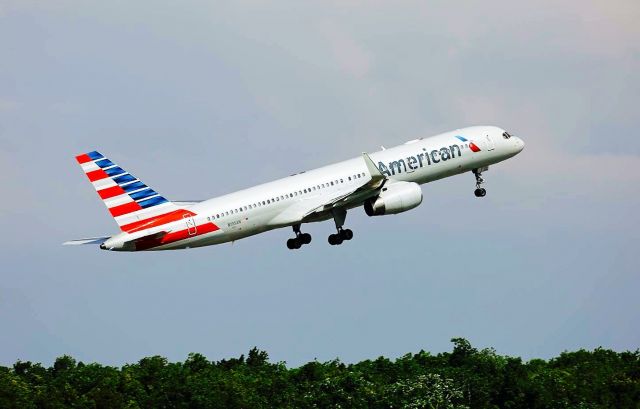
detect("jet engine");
top-left (364, 181), bottom-right (423, 216)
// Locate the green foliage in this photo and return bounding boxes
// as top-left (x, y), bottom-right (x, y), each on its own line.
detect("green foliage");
top-left (0, 340), bottom-right (638, 408)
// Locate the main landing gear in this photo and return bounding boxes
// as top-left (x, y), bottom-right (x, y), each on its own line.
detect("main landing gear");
top-left (286, 224), bottom-right (311, 250)
top-left (328, 208), bottom-right (353, 246)
top-left (285, 208), bottom-right (355, 249)
top-left (473, 168), bottom-right (487, 198)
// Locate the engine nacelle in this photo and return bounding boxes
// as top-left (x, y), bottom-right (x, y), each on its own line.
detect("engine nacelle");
top-left (364, 181), bottom-right (423, 216)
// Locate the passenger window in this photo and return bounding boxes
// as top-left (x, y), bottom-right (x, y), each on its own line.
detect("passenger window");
top-left (330, 181), bottom-right (334, 186)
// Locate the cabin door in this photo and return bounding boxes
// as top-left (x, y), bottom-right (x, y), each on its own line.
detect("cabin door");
top-left (183, 214), bottom-right (197, 236)
top-left (485, 134), bottom-right (495, 151)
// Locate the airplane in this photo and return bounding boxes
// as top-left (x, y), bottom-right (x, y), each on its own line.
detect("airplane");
top-left (64, 126), bottom-right (524, 251)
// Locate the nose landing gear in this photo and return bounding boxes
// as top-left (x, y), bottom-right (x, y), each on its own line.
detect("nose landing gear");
top-left (473, 168), bottom-right (487, 197)
top-left (286, 224), bottom-right (312, 250)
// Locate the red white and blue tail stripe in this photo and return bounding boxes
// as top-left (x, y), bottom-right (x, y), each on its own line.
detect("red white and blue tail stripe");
top-left (75, 151), bottom-right (179, 231)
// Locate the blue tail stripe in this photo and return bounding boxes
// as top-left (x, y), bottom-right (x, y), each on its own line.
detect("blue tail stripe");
top-left (87, 151), bottom-right (103, 160)
top-left (114, 174), bottom-right (136, 184)
top-left (104, 166), bottom-right (126, 177)
top-left (129, 188), bottom-right (157, 200)
top-left (138, 196), bottom-right (168, 209)
top-left (95, 159), bottom-right (115, 168)
top-left (121, 181), bottom-right (147, 192)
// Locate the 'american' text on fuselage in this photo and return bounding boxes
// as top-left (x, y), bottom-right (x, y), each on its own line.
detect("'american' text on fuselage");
top-left (378, 144), bottom-right (463, 176)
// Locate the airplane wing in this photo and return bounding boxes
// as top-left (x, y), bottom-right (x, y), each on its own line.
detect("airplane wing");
top-left (303, 152), bottom-right (386, 216)
top-left (269, 153), bottom-right (387, 225)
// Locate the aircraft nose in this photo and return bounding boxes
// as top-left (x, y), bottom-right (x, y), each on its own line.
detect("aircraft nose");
top-left (514, 137), bottom-right (525, 153)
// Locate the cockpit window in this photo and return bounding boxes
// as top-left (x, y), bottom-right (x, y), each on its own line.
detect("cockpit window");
top-left (503, 131), bottom-right (512, 139)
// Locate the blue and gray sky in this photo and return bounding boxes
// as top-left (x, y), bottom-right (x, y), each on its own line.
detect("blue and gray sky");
top-left (1, 1), bottom-right (638, 366)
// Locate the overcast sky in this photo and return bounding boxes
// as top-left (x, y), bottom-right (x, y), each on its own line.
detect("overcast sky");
top-left (1, 0), bottom-right (638, 367)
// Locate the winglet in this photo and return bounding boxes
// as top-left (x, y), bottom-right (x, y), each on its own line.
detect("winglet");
top-left (362, 152), bottom-right (385, 183)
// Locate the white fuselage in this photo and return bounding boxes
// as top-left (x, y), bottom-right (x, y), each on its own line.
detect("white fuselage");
top-left (102, 126), bottom-right (524, 250)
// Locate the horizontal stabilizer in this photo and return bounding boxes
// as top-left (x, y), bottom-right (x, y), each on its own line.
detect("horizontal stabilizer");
top-left (63, 236), bottom-right (111, 246)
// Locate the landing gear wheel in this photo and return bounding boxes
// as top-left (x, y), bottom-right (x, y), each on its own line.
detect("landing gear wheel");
top-left (288, 225), bottom-right (310, 249)
top-left (472, 168), bottom-right (487, 198)
top-left (340, 229), bottom-right (353, 240)
top-left (328, 234), bottom-right (344, 245)
top-left (474, 188), bottom-right (486, 197)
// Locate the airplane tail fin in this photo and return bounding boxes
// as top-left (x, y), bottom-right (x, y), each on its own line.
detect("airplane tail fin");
top-left (75, 151), bottom-right (181, 232)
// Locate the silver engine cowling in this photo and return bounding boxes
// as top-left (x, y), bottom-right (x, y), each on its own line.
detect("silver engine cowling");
top-left (364, 181), bottom-right (423, 216)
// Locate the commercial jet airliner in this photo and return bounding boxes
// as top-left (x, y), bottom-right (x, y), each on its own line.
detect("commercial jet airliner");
top-left (65, 126), bottom-right (524, 251)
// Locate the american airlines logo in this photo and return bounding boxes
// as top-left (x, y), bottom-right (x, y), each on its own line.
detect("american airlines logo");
top-left (377, 135), bottom-right (480, 176)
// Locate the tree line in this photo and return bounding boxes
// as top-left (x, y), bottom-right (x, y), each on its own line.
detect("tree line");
top-left (1, 338), bottom-right (638, 408)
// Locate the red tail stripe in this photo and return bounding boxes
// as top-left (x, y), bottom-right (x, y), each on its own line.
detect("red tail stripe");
top-left (120, 209), bottom-right (197, 232)
top-left (76, 154), bottom-right (92, 164)
top-left (109, 201), bottom-right (143, 217)
top-left (160, 223), bottom-right (219, 245)
top-left (135, 222), bottom-right (219, 251)
top-left (86, 169), bottom-right (109, 182)
top-left (98, 185), bottom-right (126, 200)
